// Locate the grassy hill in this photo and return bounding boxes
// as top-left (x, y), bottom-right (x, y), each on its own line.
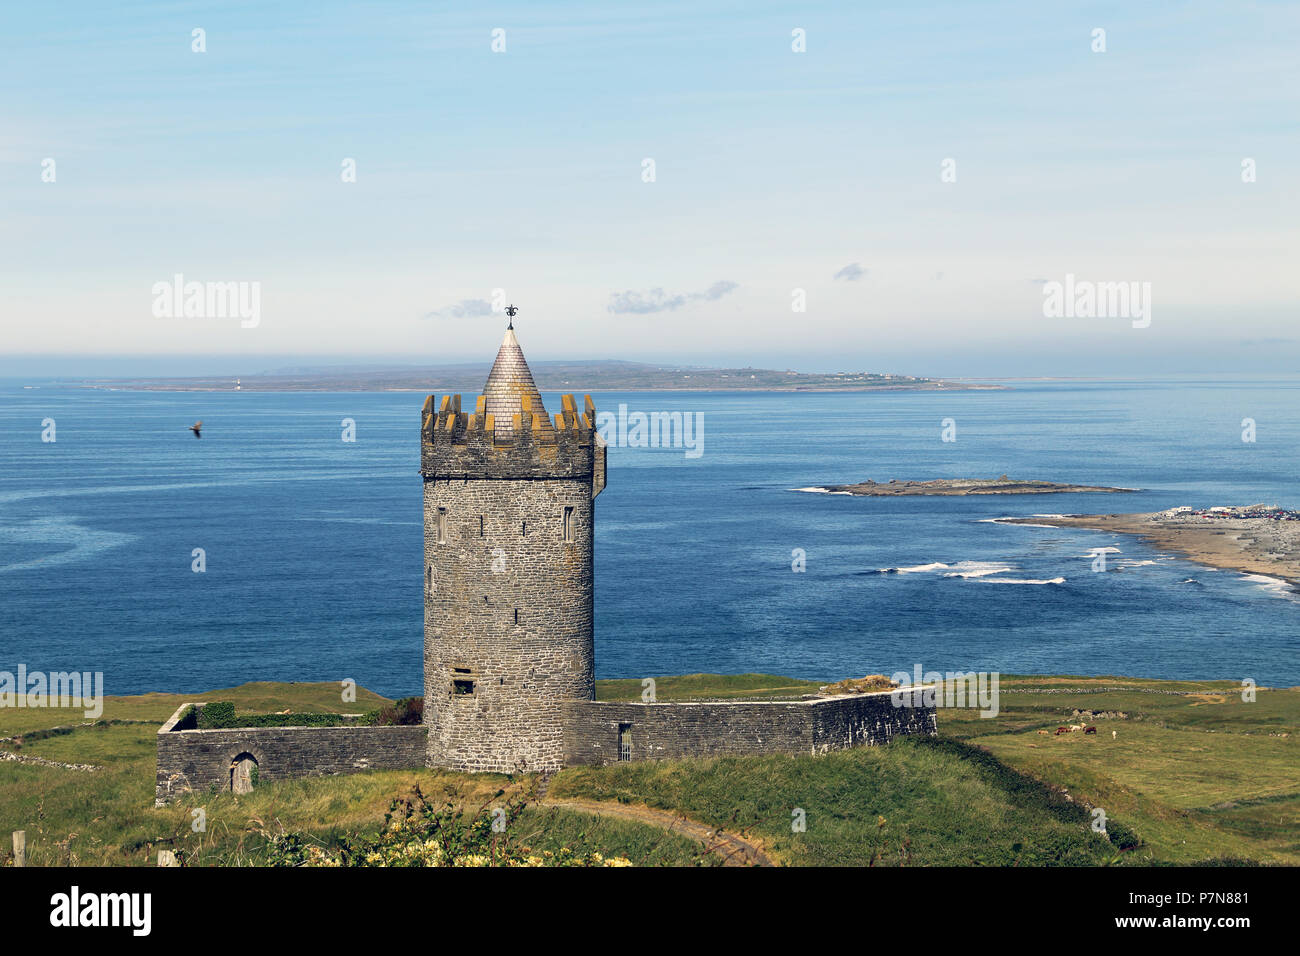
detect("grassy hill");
top-left (1, 674), bottom-right (1295, 866)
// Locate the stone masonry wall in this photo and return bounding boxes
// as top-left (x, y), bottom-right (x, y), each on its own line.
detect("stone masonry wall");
top-left (809, 691), bottom-right (939, 752)
top-left (561, 691), bottom-right (937, 766)
top-left (421, 390), bottom-right (601, 775)
top-left (423, 476), bottom-right (595, 772)
top-left (154, 690), bottom-right (939, 803)
top-left (154, 703), bottom-right (428, 805)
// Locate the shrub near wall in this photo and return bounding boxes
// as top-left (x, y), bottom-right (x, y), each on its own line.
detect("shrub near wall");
top-left (196, 702), bottom-right (365, 729)
top-left (196, 702), bottom-right (235, 728)
top-left (193, 698), bottom-right (424, 730)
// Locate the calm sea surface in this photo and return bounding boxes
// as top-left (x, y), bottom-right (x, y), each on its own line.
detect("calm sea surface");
top-left (2, 379), bottom-right (1298, 695)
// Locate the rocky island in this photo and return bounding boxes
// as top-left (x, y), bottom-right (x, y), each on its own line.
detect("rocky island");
top-left (799, 476), bottom-right (1136, 496)
top-left (999, 506), bottom-right (1300, 587)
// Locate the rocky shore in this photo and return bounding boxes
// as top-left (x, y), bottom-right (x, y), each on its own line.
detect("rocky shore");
top-left (999, 506), bottom-right (1300, 587)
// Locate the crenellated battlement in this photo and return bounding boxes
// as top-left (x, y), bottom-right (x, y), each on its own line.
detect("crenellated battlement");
top-left (420, 391), bottom-right (606, 491)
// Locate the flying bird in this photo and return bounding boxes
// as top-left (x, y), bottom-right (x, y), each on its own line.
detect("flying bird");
top-left (188, 421), bottom-right (202, 439)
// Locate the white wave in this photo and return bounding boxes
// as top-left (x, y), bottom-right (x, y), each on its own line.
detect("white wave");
top-left (1240, 573), bottom-right (1300, 600)
top-left (875, 559), bottom-right (1034, 579)
top-left (1241, 573), bottom-right (1288, 586)
top-left (986, 517), bottom-right (1063, 529)
top-left (1086, 546), bottom-right (1122, 555)
top-left (940, 561), bottom-right (1015, 579)
top-left (979, 576), bottom-right (1066, 585)
top-left (890, 562), bottom-right (950, 574)
top-left (791, 487), bottom-right (854, 495)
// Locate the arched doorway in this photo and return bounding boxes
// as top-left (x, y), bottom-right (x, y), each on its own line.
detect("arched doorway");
top-left (230, 752), bottom-right (258, 794)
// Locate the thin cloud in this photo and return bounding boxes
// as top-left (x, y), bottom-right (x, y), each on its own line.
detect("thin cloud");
top-left (607, 280), bottom-right (738, 314)
top-left (833, 263), bottom-right (867, 282)
top-left (422, 299), bottom-right (494, 320)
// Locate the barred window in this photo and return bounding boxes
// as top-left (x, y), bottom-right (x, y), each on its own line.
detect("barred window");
top-left (618, 723), bottom-right (632, 761)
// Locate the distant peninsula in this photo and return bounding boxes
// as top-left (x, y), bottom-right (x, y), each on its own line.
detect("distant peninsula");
top-left (72, 360), bottom-right (1006, 393)
top-left (799, 476), bottom-right (1136, 496)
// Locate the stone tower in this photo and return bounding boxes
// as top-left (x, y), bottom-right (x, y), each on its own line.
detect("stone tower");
top-left (420, 324), bottom-right (606, 772)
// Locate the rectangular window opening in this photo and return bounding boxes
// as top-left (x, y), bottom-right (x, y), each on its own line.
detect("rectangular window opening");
top-left (436, 507), bottom-right (448, 545)
top-left (479, 515), bottom-right (484, 537)
top-left (618, 723), bottom-right (632, 762)
top-left (452, 679), bottom-right (475, 696)
top-left (563, 506), bottom-right (575, 543)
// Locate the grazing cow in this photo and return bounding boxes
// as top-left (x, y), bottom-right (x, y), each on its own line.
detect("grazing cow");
top-left (1037, 729), bottom-right (1051, 736)
top-left (1055, 726), bottom-right (1070, 736)
top-left (1084, 726), bottom-right (1097, 735)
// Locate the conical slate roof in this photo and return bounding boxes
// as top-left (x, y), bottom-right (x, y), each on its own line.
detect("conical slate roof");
top-left (482, 327), bottom-right (553, 438)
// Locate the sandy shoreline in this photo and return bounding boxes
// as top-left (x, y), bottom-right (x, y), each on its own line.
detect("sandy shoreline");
top-left (999, 511), bottom-right (1300, 587)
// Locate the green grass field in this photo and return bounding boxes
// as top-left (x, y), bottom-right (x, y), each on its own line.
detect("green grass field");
top-left (2, 674), bottom-right (1295, 866)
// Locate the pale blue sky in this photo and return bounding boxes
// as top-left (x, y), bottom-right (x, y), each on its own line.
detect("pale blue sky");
top-left (2, 1), bottom-right (1297, 376)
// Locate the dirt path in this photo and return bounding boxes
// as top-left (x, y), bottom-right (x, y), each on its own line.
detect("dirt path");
top-left (542, 798), bottom-right (774, 866)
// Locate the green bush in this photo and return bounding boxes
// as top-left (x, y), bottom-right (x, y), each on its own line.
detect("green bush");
top-left (197, 702), bottom-right (236, 728)
top-left (232, 713), bottom-right (354, 728)
top-left (197, 702), bottom-right (357, 729)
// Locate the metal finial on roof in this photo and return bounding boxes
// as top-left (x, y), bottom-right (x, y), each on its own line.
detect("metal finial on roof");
top-left (505, 304), bottom-right (518, 329)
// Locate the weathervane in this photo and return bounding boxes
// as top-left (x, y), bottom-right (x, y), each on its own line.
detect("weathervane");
top-left (505, 303), bottom-right (518, 329)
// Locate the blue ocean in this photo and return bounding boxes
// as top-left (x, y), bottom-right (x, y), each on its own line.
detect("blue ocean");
top-left (2, 379), bottom-right (1297, 696)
